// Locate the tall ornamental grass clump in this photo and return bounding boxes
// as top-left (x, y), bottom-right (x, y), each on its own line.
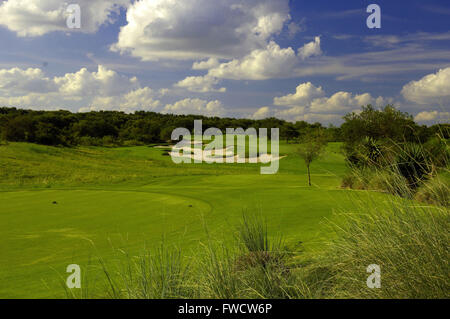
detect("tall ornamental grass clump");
top-left (198, 212), bottom-right (310, 299)
top-left (341, 166), bottom-right (411, 197)
top-left (414, 176), bottom-right (449, 208)
top-left (90, 244), bottom-right (193, 299)
top-left (324, 192), bottom-right (449, 298)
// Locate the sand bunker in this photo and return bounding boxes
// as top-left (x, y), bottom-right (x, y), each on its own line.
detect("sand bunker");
top-left (164, 145), bottom-right (286, 163)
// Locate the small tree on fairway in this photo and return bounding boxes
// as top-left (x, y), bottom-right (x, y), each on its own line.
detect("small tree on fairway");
top-left (298, 133), bottom-right (327, 186)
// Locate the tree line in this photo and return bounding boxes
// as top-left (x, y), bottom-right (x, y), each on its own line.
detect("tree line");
top-left (0, 105), bottom-right (447, 148)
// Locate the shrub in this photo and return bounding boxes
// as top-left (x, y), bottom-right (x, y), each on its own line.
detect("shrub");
top-left (78, 136), bottom-right (102, 146)
top-left (122, 139), bottom-right (144, 146)
top-left (423, 137), bottom-right (449, 169)
top-left (343, 137), bottom-right (396, 169)
top-left (395, 142), bottom-right (433, 188)
top-left (357, 137), bottom-right (384, 167)
top-left (101, 135), bottom-right (117, 147)
top-left (343, 138), bottom-right (449, 196)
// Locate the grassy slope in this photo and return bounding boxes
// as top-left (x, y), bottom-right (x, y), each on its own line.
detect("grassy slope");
top-left (0, 141), bottom-right (364, 298)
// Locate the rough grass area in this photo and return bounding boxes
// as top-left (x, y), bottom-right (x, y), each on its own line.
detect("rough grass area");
top-left (323, 196), bottom-right (449, 298)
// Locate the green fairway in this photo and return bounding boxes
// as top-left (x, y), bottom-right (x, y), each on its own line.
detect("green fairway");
top-left (0, 141), bottom-right (361, 298)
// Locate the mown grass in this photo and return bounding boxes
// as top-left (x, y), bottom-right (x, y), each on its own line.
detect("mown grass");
top-left (0, 141), bottom-right (352, 298)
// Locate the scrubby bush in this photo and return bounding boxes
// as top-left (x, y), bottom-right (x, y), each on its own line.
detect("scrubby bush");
top-left (395, 142), bottom-right (433, 188)
top-left (101, 135), bottom-right (121, 147)
top-left (344, 137), bottom-right (385, 168)
top-left (424, 137), bottom-right (449, 169)
top-left (77, 136), bottom-right (103, 146)
top-left (343, 134), bottom-right (448, 199)
top-left (122, 139), bottom-right (144, 147)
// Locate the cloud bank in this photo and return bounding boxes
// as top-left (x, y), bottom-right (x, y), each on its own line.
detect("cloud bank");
top-left (0, 0), bottom-right (130, 36)
top-left (252, 82), bottom-right (390, 124)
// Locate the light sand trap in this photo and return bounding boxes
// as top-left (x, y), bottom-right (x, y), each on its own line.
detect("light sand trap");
top-left (168, 145), bottom-right (286, 163)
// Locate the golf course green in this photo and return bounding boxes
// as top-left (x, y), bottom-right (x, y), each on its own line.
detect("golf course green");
top-left (0, 141), bottom-right (368, 298)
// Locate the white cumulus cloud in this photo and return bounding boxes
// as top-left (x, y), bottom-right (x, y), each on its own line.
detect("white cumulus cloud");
top-left (175, 75), bottom-right (226, 93)
top-left (0, 67), bottom-right (57, 95)
top-left (111, 0), bottom-right (291, 61)
top-left (207, 41), bottom-right (298, 80)
top-left (0, 65), bottom-right (164, 113)
top-left (298, 36), bottom-right (322, 60)
top-left (54, 65), bottom-right (139, 97)
top-left (192, 58), bottom-right (221, 70)
top-left (163, 98), bottom-right (226, 117)
top-left (309, 92), bottom-right (380, 113)
top-left (256, 82), bottom-right (390, 124)
top-left (273, 82), bottom-right (324, 106)
top-left (252, 106), bottom-right (272, 119)
top-left (401, 67), bottom-right (450, 105)
top-left (414, 111), bottom-right (449, 123)
top-left (0, 0), bottom-right (130, 37)
top-left (83, 87), bottom-right (161, 113)
top-left (199, 37), bottom-right (323, 81)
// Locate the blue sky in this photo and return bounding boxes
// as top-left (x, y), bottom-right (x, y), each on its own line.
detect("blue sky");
top-left (0, 0), bottom-right (449, 125)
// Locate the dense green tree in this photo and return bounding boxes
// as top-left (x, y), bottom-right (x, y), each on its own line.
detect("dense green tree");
top-left (341, 105), bottom-right (418, 143)
top-left (281, 123), bottom-right (300, 143)
top-left (341, 105), bottom-right (422, 166)
top-left (34, 122), bottom-right (63, 145)
top-left (3, 115), bottom-right (35, 142)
